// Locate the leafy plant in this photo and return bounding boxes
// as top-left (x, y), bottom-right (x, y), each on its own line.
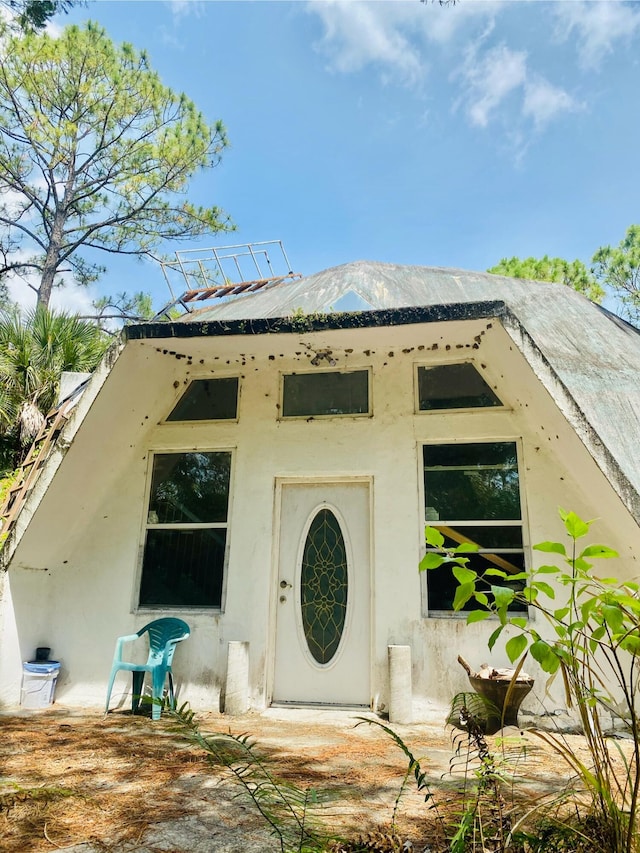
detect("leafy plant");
top-left (168, 702), bottom-right (341, 853)
top-left (356, 717), bottom-right (442, 836)
top-left (421, 510), bottom-right (640, 853)
top-left (357, 711), bottom-right (533, 853)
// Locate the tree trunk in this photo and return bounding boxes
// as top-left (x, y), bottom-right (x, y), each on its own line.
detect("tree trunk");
top-left (38, 205), bottom-right (66, 309)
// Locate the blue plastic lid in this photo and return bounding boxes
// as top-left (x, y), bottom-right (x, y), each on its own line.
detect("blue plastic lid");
top-left (23, 661), bottom-right (60, 673)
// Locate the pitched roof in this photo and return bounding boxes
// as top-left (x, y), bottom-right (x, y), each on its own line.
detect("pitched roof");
top-left (131, 260), bottom-right (640, 524)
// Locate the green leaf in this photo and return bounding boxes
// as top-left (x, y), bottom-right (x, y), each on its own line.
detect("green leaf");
top-left (453, 583), bottom-right (475, 611)
top-left (615, 594), bottom-right (640, 613)
top-left (424, 526), bottom-right (444, 548)
top-left (452, 566), bottom-right (477, 586)
top-left (532, 581), bottom-right (555, 599)
top-left (509, 617), bottom-right (528, 629)
top-left (491, 585), bottom-right (515, 610)
top-left (456, 542), bottom-right (479, 553)
top-left (619, 634), bottom-right (640, 655)
top-left (530, 639), bottom-right (560, 674)
top-left (534, 541), bottom-right (566, 555)
top-left (535, 565), bottom-right (560, 574)
top-left (505, 634), bottom-right (528, 663)
top-left (602, 605), bottom-right (625, 635)
top-left (563, 511), bottom-right (591, 539)
top-left (484, 568), bottom-right (507, 579)
top-left (580, 544), bottom-right (619, 559)
top-left (488, 625), bottom-right (505, 651)
top-left (474, 592), bottom-right (489, 607)
top-left (467, 609), bottom-right (491, 625)
top-left (419, 552), bottom-right (444, 571)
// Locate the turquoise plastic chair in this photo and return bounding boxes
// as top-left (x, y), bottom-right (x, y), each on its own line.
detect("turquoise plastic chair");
top-left (105, 618), bottom-right (190, 720)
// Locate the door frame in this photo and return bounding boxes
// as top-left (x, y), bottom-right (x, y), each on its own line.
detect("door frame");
top-left (267, 474), bottom-right (374, 707)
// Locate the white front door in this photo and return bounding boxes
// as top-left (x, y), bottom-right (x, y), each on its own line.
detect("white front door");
top-left (273, 480), bottom-right (371, 706)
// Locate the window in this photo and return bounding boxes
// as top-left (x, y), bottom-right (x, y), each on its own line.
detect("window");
top-left (139, 452), bottom-right (231, 608)
top-left (282, 370), bottom-right (369, 418)
top-left (422, 441), bottom-right (526, 613)
top-left (167, 378), bottom-right (238, 421)
top-left (417, 363), bottom-right (502, 411)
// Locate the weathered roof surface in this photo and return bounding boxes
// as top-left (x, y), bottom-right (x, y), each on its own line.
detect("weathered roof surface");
top-left (138, 260), bottom-right (640, 524)
top-left (174, 260), bottom-right (561, 321)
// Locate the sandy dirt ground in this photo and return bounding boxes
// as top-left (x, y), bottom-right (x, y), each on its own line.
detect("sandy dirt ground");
top-left (0, 705), bottom-right (601, 852)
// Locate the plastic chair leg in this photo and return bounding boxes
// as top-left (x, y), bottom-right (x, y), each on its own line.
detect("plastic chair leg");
top-left (151, 667), bottom-right (167, 721)
top-left (132, 670), bottom-right (145, 714)
top-left (105, 668), bottom-right (118, 713)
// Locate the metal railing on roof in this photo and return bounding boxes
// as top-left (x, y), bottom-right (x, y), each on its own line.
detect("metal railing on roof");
top-left (154, 240), bottom-right (301, 320)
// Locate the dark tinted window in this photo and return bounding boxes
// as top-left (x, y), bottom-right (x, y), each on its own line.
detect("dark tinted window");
top-left (423, 442), bottom-right (525, 613)
top-left (140, 451), bottom-right (231, 609)
top-left (282, 371), bottom-right (369, 417)
top-left (167, 378), bottom-right (238, 421)
top-left (140, 529), bottom-right (226, 607)
top-left (148, 453), bottom-right (231, 524)
top-left (418, 364), bottom-right (502, 410)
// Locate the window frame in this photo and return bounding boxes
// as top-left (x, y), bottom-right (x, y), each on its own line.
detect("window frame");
top-left (163, 376), bottom-right (240, 424)
top-left (279, 367), bottom-right (373, 420)
top-left (419, 438), bottom-right (530, 619)
top-left (414, 360), bottom-right (507, 415)
top-left (134, 448), bottom-right (234, 613)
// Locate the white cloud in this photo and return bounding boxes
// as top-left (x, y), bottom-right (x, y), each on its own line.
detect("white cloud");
top-left (455, 34), bottom-right (579, 134)
top-left (306, 1), bottom-right (577, 139)
top-left (523, 76), bottom-right (581, 130)
top-left (460, 43), bottom-right (527, 128)
top-left (306, 0), bottom-right (501, 87)
top-left (309, 1), bottom-right (425, 86)
top-left (414, 0), bottom-right (503, 46)
top-left (44, 20), bottom-right (63, 38)
top-left (167, 1), bottom-right (205, 22)
top-left (49, 285), bottom-right (97, 316)
top-left (305, 0), bottom-right (592, 150)
top-left (5, 264), bottom-right (96, 316)
top-left (554, 0), bottom-right (640, 70)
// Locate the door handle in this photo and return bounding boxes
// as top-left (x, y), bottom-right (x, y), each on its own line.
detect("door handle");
top-left (280, 580), bottom-right (292, 589)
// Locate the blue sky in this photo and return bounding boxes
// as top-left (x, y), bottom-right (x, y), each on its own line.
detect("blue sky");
top-left (27, 1), bottom-right (640, 313)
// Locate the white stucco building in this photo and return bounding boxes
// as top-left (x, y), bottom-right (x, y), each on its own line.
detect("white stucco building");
top-left (1, 260), bottom-right (639, 718)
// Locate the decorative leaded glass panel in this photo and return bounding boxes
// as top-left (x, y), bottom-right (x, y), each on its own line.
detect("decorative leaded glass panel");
top-left (300, 509), bottom-right (348, 664)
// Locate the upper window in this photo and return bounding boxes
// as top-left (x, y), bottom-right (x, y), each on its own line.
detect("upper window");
top-left (167, 378), bottom-right (238, 421)
top-left (139, 451), bottom-right (231, 608)
top-left (417, 363), bottom-right (502, 411)
top-left (422, 441), bottom-right (526, 614)
top-left (282, 370), bottom-right (369, 418)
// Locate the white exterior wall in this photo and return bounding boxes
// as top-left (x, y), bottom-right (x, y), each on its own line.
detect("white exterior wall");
top-left (1, 317), bottom-right (639, 718)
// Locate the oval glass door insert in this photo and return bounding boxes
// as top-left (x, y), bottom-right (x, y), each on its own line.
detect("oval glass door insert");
top-left (300, 508), bottom-right (348, 665)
